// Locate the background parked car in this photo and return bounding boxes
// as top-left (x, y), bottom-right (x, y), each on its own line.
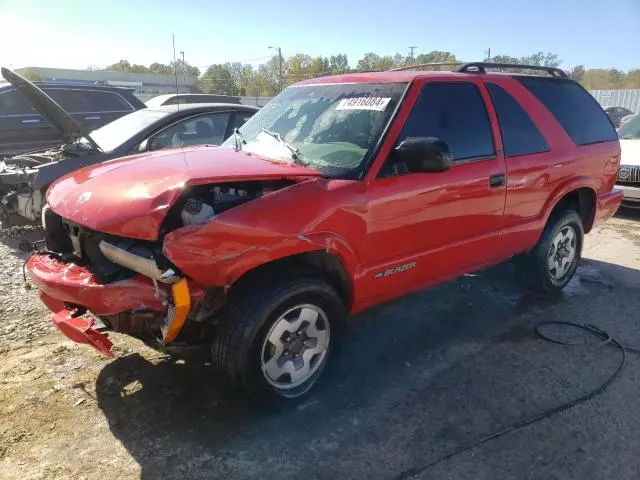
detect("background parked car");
top-left (0, 78), bottom-right (145, 158)
top-left (619, 113), bottom-right (639, 129)
top-left (145, 93), bottom-right (241, 108)
top-left (604, 106), bottom-right (635, 128)
top-left (617, 114), bottom-right (640, 209)
top-left (0, 67), bottom-right (258, 227)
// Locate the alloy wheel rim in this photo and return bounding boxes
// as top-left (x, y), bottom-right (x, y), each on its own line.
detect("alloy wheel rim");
top-left (261, 304), bottom-right (330, 390)
top-left (548, 225), bottom-right (577, 280)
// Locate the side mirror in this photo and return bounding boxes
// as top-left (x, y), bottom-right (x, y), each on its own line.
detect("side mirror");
top-left (138, 138), bottom-right (149, 152)
top-left (393, 137), bottom-right (453, 173)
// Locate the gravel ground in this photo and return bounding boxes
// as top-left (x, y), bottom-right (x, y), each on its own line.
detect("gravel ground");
top-left (0, 211), bottom-right (639, 480)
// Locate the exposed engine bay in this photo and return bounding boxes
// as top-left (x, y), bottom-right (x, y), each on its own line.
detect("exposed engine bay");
top-left (0, 143), bottom-right (95, 225)
top-left (42, 179), bottom-right (296, 284)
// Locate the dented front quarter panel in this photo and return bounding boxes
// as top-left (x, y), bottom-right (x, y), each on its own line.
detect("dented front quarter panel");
top-left (163, 179), bottom-right (367, 287)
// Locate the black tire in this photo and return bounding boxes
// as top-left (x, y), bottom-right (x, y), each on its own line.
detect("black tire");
top-left (211, 276), bottom-right (345, 407)
top-left (516, 209), bottom-right (584, 292)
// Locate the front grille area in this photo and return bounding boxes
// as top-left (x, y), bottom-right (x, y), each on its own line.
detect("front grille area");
top-left (43, 209), bottom-right (162, 283)
top-left (617, 165), bottom-right (640, 187)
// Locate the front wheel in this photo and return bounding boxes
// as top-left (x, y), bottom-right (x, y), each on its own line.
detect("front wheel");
top-left (517, 210), bottom-right (584, 291)
top-left (212, 277), bottom-right (345, 406)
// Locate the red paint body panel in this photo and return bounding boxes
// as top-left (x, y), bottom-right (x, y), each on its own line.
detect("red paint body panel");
top-left (51, 309), bottom-right (114, 357)
top-left (46, 145), bottom-right (321, 240)
top-left (29, 70), bottom-right (623, 334)
top-left (27, 253), bottom-right (169, 314)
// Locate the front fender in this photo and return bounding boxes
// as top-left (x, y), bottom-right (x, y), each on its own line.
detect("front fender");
top-left (163, 223), bottom-right (359, 287)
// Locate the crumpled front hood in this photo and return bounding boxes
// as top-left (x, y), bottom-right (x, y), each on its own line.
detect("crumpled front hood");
top-left (46, 145), bottom-right (322, 240)
top-left (620, 138), bottom-right (640, 167)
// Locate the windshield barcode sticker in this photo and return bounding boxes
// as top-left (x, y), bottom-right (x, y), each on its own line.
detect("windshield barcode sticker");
top-left (336, 97), bottom-right (391, 111)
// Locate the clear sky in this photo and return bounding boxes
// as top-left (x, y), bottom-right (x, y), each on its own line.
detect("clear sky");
top-left (1, 0), bottom-right (639, 72)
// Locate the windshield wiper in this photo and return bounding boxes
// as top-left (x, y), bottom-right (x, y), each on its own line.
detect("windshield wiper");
top-left (261, 127), bottom-right (307, 165)
top-left (232, 128), bottom-right (246, 150)
top-left (620, 135), bottom-right (637, 139)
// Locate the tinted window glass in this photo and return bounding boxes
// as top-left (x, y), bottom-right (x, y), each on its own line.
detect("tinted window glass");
top-left (486, 83), bottom-right (549, 157)
top-left (0, 88), bottom-right (35, 115)
top-left (517, 77), bottom-right (617, 145)
top-left (150, 113), bottom-right (231, 150)
top-left (45, 89), bottom-right (131, 113)
top-left (229, 111), bottom-right (255, 131)
top-left (398, 82), bottom-right (494, 161)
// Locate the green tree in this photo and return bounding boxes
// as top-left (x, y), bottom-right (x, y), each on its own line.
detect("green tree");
top-left (170, 59), bottom-right (200, 78)
top-left (149, 62), bottom-right (173, 75)
top-left (392, 53), bottom-right (408, 69)
top-left (329, 54), bottom-right (349, 74)
top-left (520, 52), bottom-right (560, 67)
top-left (107, 60), bottom-right (132, 72)
top-left (414, 51), bottom-right (457, 64)
top-left (624, 69), bottom-right (640, 89)
top-left (569, 65), bottom-right (585, 82)
top-left (130, 64), bottom-right (150, 74)
top-left (581, 69), bottom-right (612, 89)
top-left (608, 68), bottom-right (625, 88)
top-left (356, 53), bottom-right (381, 71)
top-left (373, 55), bottom-right (394, 71)
top-left (488, 55), bottom-right (521, 65)
top-left (198, 64), bottom-right (236, 95)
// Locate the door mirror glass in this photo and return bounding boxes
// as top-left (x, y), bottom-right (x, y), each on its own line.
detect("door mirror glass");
top-left (137, 138), bottom-right (149, 152)
top-left (393, 137), bottom-right (453, 173)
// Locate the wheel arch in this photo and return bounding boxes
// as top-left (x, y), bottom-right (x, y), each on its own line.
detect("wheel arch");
top-left (543, 178), bottom-right (597, 234)
top-left (231, 250), bottom-right (355, 311)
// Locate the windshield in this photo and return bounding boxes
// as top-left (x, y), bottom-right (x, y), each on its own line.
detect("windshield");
top-left (618, 115), bottom-right (640, 139)
top-left (222, 82), bottom-right (407, 177)
top-left (87, 109), bottom-right (169, 151)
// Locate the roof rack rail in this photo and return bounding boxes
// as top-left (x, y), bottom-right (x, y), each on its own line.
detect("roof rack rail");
top-left (387, 62), bottom-right (463, 72)
top-left (456, 62), bottom-right (568, 78)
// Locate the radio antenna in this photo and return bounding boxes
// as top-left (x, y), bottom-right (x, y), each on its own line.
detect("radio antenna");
top-left (172, 34), bottom-right (179, 111)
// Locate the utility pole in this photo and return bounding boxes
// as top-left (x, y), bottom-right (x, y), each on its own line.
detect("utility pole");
top-left (180, 50), bottom-right (186, 90)
top-left (485, 48), bottom-right (491, 62)
top-left (408, 46), bottom-right (417, 60)
top-left (269, 46), bottom-right (283, 92)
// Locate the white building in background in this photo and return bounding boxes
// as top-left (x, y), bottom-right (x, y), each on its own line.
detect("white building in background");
top-left (15, 67), bottom-right (197, 102)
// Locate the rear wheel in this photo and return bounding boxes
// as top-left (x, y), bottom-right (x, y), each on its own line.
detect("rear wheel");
top-left (516, 210), bottom-right (583, 291)
top-left (212, 276), bottom-right (345, 406)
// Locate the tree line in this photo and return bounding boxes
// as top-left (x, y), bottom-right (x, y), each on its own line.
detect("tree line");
top-left (19, 51), bottom-right (639, 97)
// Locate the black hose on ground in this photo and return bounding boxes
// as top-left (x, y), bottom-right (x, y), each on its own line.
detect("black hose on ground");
top-left (393, 321), bottom-right (629, 480)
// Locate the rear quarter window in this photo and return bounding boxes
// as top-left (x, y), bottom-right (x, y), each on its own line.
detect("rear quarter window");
top-left (486, 83), bottom-right (549, 157)
top-left (517, 77), bottom-right (617, 146)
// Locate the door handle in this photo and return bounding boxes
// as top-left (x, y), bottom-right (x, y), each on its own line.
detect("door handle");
top-left (489, 174), bottom-right (505, 188)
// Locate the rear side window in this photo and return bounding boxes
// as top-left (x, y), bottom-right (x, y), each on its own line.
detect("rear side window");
top-left (398, 82), bottom-right (494, 161)
top-left (517, 77), bottom-right (617, 146)
top-left (45, 89), bottom-right (132, 113)
top-left (486, 83), bottom-right (549, 157)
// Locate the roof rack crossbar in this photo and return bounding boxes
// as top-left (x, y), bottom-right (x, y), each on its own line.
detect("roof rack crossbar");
top-left (387, 62), bottom-right (463, 72)
top-left (456, 62), bottom-right (568, 78)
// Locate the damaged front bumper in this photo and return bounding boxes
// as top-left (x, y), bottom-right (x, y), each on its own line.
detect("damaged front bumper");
top-left (27, 253), bottom-right (204, 356)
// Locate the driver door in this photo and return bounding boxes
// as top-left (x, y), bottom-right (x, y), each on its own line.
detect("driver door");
top-left (358, 79), bottom-right (507, 306)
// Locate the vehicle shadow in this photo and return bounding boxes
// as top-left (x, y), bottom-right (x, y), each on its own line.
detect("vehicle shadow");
top-left (616, 205), bottom-right (640, 220)
top-left (95, 258), bottom-right (640, 480)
